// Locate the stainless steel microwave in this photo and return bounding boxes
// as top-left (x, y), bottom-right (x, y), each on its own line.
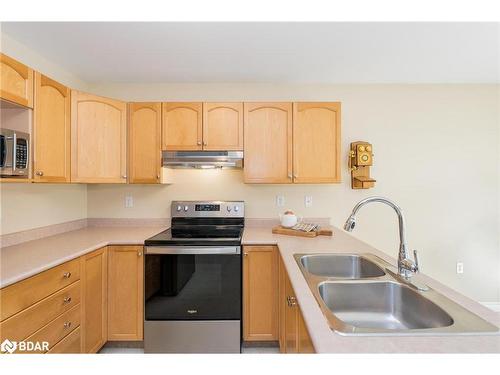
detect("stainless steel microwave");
top-left (0, 128), bottom-right (30, 178)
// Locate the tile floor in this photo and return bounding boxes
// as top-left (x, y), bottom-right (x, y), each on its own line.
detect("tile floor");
top-left (99, 345), bottom-right (280, 354)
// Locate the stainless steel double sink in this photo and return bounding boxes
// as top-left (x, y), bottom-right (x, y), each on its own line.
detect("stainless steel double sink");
top-left (295, 253), bottom-right (499, 336)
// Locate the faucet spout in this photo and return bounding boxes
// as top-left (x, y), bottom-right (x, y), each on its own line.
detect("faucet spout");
top-left (343, 196), bottom-right (419, 278)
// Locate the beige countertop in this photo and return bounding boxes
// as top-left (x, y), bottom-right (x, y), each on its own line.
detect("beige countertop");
top-left (1, 224), bottom-right (499, 352)
top-left (0, 226), bottom-right (166, 288)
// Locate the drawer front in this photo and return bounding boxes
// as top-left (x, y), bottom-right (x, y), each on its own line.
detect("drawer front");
top-left (48, 326), bottom-right (81, 354)
top-left (0, 281), bottom-right (81, 343)
top-left (1, 258), bottom-right (80, 321)
top-left (21, 304), bottom-right (81, 353)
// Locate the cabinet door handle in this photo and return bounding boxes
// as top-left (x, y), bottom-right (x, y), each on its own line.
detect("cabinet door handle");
top-left (243, 253), bottom-right (248, 256)
top-left (287, 296), bottom-right (297, 307)
top-left (138, 251), bottom-right (143, 256)
top-left (197, 141), bottom-right (202, 146)
top-left (203, 142), bottom-right (207, 146)
top-left (63, 321), bottom-right (72, 329)
top-left (35, 171), bottom-right (44, 176)
top-left (63, 272), bottom-right (71, 279)
top-left (63, 296), bottom-right (72, 304)
top-left (122, 175), bottom-right (127, 179)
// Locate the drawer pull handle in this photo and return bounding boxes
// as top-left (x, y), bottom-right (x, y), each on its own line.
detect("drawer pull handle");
top-left (63, 296), bottom-right (72, 304)
top-left (63, 321), bottom-right (72, 329)
top-left (63, 272), bottom-right (71, 279)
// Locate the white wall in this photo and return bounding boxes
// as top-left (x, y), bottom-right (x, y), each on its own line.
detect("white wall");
top-left (0, 183), bottom-right (87, 234)
top-left (86, 83), bottom-right (500, 303)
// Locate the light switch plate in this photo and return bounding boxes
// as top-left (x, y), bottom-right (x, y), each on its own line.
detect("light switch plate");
top-left (305, 196), bottom-right (313, 208)
top-left (456, 262), bottom-right (464, 274)
top-left (125, 195), bottom-right (134, 208)
top-left (276, 195), bottom-right (285, 207)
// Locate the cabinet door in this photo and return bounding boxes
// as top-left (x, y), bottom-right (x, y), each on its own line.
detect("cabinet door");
top-left (243, 246), bottom-right (279, 341)
top-left (33, 73), bottom-right (70, 182)
top-left (278, 253), bottom-right (287, 352)
top-left (243, 103), bottom-right (293, 183)
top-left (298, 310), bottom-right (315, 353)
top-left (0, 53), bottom-right (33, 108)
top-left (162, 102), bottom-right (202, 150)
top-left (81, 247), bottom-right (107, 353)
top-left (203, 102), bottom-right (243, 150)
top-left (128, 103), bottom-right (162, 184)
top-left (71, 91), bottom-right (127, 183)
top-left (293, 102), bottom-right (341, 183)
top-left (107, 246), bottom-right (144, 341)
top-left (284, 270), bottom-right (298, 353)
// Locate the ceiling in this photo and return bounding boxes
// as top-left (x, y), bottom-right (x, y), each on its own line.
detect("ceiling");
top-left (1, 22), bottom-right (498, 84)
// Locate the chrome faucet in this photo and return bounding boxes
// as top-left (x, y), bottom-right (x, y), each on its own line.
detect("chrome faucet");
top-left (343, 196), bottom-right (420, 279)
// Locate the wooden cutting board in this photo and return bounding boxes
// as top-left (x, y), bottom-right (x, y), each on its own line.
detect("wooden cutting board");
top-left (272, 226), bottom-right (333, 238)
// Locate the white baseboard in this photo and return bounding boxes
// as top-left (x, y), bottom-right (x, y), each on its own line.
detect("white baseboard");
top-left (480, 302), bottom-right (500, 312)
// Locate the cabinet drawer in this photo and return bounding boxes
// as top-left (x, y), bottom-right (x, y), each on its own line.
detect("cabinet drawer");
top-left (22, 304), bottom-right (81, 353)
top-left (0, 258), bottom-right (80, 321)
top-left (48, 326), bottom-right (81, 354)
top-left (0, 281), bottom-right (81, 342)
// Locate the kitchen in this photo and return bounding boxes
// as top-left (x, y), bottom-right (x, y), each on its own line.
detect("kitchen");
top-left (0, 11), bottom-right (499, 374)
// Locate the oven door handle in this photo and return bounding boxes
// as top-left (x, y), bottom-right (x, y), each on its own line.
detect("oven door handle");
top-left (145, 246), bottom-right (241, 255)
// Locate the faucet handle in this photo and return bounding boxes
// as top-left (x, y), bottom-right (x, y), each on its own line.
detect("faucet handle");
top-left (413, 250), bottom-right (420, 272)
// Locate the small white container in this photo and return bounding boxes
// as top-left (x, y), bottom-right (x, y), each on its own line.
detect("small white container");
top-left (279, 211), bottom-right (301, 228)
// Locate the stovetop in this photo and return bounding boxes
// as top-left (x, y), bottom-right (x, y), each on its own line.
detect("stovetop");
top-left (144, 201), bottom-right (245, 247)
top-left (144, 225), bottom-right (243, 247)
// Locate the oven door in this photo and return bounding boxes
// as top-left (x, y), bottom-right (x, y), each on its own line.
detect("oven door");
top-left (144, 246), bottom-right (241, 321)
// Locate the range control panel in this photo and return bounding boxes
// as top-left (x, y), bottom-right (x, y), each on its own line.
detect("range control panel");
top-left (171, 201), bottom-right (245, 218)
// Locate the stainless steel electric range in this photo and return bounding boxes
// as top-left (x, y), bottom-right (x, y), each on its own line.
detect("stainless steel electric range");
top-left (143, 201), bottom-right (244, 353)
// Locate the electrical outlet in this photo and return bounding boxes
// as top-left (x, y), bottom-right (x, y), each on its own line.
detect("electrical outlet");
top-left (456, 262), bottom-right (464, 274)
top-left (304, 196), bottom-right (313, 208)
top-left (125, 195), bottom-right (134, 208)
top-left (276, 195), bottom-right (285, 207)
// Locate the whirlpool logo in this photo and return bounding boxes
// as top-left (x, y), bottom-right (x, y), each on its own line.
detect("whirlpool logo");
top-left (1, 339), bottom-right (49, 354)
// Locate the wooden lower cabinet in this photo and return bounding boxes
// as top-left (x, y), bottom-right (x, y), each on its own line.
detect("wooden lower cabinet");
top-left (243, 244), bottom-right (314, 353)
top-left (107, 245), bottom-right (144, 341)
top-left (278, 253), bottom-right (315, 353)
top-left (48, 326), bottom-right (81, 354)
top-left (243, 245), bottom-right (279, 341)
top-left (81, 247), bottom-right (108, 353)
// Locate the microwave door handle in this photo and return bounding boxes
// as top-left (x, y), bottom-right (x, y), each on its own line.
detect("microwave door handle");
top-left (12, 132), bottom-right (16, 172)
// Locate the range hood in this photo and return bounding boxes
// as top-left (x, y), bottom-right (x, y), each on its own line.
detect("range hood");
top-left (162, 151), bottom-right (244, 169)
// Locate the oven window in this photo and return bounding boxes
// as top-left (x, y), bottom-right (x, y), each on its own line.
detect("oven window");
top-left (145, 253), bottom-right (241, 320)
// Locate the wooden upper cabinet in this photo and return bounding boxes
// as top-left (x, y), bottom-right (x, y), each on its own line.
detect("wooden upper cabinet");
top-left (162, 102), bottom-right (202, 150)
top-left (128, 103), bottom-right (162, 184)
top-left (243, 103), bottom-right (293, 183)
top-left (293, 102), bottom-right (341, 183)
top-left (243, 246), bottom-right (279, 341)
top-left (107, 246), bottom-right (144, 341)
top-left (33, 73), bottom-right (71, 183)
top-left (81, 247), bottom-right (107, 353)
top-left (71, 91), bottom-right (127, 183)
top-left (203, 102), bottom-right (243, 150)
top-left (0, 53), bottom-right (34, 108)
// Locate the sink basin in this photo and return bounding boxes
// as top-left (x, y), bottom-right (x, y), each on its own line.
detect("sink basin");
top-left (318, 281), bottom-right (454, 331)
top-left (299, 254), bottom-right (385, 278)
top-left (294, 252), bottom-right (499, 335)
